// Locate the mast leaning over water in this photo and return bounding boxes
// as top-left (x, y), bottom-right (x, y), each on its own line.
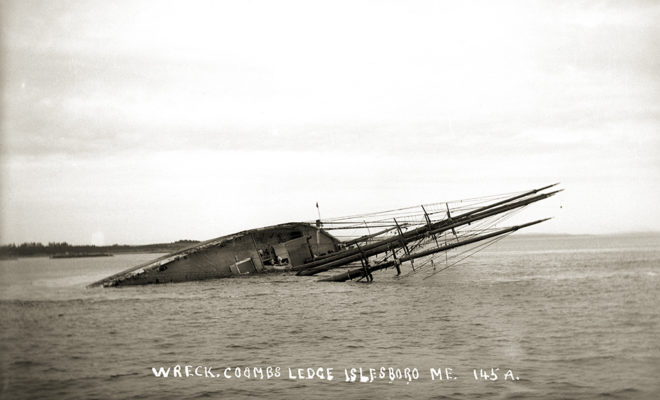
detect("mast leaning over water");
top-left (318, 218), bottom-right (551, 282)
top-left (296, 186), bottom-right (561, 276)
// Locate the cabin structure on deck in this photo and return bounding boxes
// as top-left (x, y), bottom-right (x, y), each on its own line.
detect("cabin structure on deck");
top-left (90, 222), bottom-right (340, 287)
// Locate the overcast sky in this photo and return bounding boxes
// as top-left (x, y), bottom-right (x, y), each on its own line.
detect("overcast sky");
top-left (1, 0), bottom-right (659, 245)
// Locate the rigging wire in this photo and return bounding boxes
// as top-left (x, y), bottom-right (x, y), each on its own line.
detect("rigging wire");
top-left (395, 206), bottom-right (527, 278)
top-left (420, 232), bottom-right (513, 280)
top-left (315, 189), bottom-right (527, 223)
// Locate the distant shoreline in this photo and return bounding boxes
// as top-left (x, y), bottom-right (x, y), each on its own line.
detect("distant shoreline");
top-left (513, 231), bottom-right (660, 238)
top-left (50, 252), bottom-right (114, 259)
top-left (0, 240), bottom-right (199, 259)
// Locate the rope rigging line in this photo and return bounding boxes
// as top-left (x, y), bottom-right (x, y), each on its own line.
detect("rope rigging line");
top-left (419, 232), bottom-right (514, 280)
top-left (394, 231), bottom-right (509, 279)
top-left (313, 189), bottom-right (528, 223)
top-left (337, 205), bottom-right (528, 273)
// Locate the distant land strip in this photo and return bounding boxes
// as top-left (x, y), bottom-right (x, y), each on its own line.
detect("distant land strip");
top-left (0, 240), bottom-right (200, 258)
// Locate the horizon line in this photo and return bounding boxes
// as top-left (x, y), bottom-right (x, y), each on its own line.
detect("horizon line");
top-left (2, 231), bottom-right (660, 248)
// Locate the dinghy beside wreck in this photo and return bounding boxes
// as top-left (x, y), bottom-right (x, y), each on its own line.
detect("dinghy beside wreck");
top-left (91, 183), bottom-right (561, 287)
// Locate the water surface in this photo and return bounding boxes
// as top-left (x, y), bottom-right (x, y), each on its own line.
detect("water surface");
top-left (1, 234), bottom-right (659, 399)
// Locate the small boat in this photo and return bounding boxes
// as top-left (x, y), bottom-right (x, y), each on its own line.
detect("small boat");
top-left (90, 184), bottom-right (560, 287)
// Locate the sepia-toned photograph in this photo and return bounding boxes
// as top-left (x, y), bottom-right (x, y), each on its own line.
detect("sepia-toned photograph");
top-left (1, 1), bottom-right (659, 399)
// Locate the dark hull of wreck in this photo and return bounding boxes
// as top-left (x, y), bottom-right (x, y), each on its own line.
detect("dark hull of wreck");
top-left (90, 222), bottom-right (339, 287)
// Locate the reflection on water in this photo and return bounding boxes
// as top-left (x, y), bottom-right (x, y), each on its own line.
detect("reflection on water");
top-left (1, 234), bottom-right (659, 399)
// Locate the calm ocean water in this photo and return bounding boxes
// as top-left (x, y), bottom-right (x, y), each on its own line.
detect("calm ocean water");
top-left (1, 234), bottom-right (659, 399)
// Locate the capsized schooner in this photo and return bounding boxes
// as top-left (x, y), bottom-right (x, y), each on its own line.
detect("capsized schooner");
top-left (90, 183), bottom-right (560, 287)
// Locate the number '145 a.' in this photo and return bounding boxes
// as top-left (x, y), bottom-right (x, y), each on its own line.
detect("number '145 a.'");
top-left (472, 368), bottom-right (519, 381)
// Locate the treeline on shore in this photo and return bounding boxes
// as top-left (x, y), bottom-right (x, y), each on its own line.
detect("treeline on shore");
top-left (0, 240), bottom-right (200, 258)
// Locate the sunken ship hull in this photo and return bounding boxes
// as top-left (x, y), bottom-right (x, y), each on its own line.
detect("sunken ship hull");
top-left (90, 222), bottom-right (339, 287)
top-left (92, 184), bottom-right (561, 287)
